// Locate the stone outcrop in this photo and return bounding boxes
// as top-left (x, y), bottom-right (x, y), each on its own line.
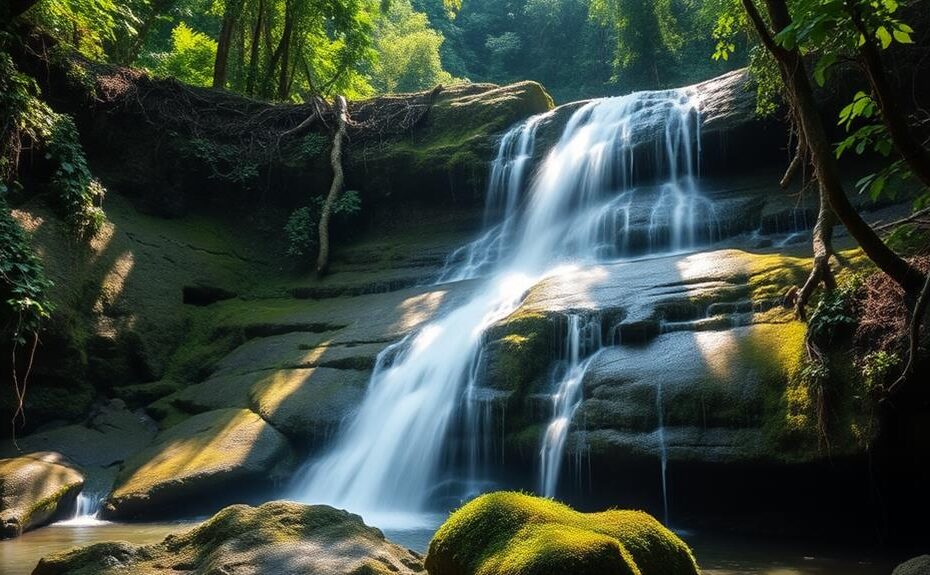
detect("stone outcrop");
top-left (104, 409), bottom-right (293, 519)
top-left (0, 452), bottom-right (83, 539)
top-left (34, 501), bottom-right (425, 575)
top-left (477, 248), bottom-right (871, 465)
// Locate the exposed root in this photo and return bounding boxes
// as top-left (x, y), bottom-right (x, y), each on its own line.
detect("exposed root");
top-left (796, 182), bottom-right (838, 321)
top-left (887, 268), bottom-right (930, 396)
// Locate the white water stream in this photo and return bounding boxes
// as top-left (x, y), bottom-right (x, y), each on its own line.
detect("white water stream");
top-left (294, 87), bottom-right (710, 526)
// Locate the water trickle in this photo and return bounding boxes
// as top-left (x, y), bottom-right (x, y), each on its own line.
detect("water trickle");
top-left (294, 86), bottom-right (712, 525)
top-left (539, 314), bottom-right (603, 498)
top-left (57, 491), bottom-right (106, 526)
top-left (656, 381), bottom-right (670, 526)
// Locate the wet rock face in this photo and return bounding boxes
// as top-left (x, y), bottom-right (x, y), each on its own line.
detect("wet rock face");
top-left (532, 69), bottom-right (784, 184)
top-left (103, 408), bottom-right (294, 519)
top-left (0, 452), bottom-right (83, 539)
top-left (476, 249), bottom-right (868, 467)
top-left (34, 501), bottom-right (426, 575)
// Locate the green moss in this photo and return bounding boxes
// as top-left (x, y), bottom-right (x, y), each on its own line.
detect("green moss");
top-left (484, 311), bottom-right (554, 394)
top-left (426, 492), bottom-right (698, 575)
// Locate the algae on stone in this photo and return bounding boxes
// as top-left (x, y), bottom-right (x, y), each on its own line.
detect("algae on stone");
top-left (426, 491), bottom-right (698, 575)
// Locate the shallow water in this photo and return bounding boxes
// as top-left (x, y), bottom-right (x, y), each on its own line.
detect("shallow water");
top-left (0, 521), bottom-right (194, 575)
top-left (0, 519), bottom-right (898, 575)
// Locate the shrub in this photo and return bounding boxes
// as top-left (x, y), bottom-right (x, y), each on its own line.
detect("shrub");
top-left (284, 191), bottom-right (361, 260)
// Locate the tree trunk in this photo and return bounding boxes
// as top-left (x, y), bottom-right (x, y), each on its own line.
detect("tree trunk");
top-left (316, 95), bottom-right (348, 276)
top-left (213, 0), bottom-right (243, 89)
top-left (262, 0), bottom-right (293, 100)
top-left (245, 0), bottom-right (265, 96)
top-left (120, 0), bottom-right (175, 65)
top-left (848, 8), bottom-right (930, 190)
top-left (276, 9), bottom-right (294, 101)
top-left (742, 0), bottom-right (924, 296)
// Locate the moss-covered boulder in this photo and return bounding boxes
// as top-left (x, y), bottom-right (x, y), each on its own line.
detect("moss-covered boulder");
top-left (483, 311), bottom-right (555, 394)
top-left (34, 501), bottom-right (425, 575)
top-left (104, 408), bottom-right (293, 519)
top-left (0, 452), bottom-right (83, 539)
top-left (426, 492), bottom-right (698, 575)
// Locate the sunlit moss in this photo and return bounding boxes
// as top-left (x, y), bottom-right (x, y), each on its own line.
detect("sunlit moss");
top-left (426, 492), bottom-right (698, 575)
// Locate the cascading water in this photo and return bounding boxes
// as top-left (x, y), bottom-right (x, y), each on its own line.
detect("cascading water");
top-left (539, 314), bottom-right (603, 498)
top-left (57, 491), bottom-right (105, 526)
top-left (294, 87), bottom-right (711, 524)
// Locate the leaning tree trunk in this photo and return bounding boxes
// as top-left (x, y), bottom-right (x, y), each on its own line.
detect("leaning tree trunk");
top-left (742, 0), bottom-right (925, 297)
top-left (316, 95), bottom-right (348, 277)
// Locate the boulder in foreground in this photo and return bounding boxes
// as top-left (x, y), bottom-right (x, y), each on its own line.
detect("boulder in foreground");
top-left (425, 491), bottom-right (698, 575)
top-left (0, 452), bottom-right (83, 539)
top-left (34, 500), bottom-right (426, 575)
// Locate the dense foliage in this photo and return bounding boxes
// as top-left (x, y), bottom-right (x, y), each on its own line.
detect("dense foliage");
top-left (415, 0), bottom-right (743, 101)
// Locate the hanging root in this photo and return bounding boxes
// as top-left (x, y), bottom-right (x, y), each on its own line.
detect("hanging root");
top-left (794, 182), bottom-right (838, 320)
top-left (887, 268), bottom-right (930, 396)
top-left (780, 128), bottom-right (809, 189)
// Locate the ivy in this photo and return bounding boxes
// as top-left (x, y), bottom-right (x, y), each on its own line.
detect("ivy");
top-left (45, 114), bottom-right (106, 237)
top-left (0, 194), bottom-right (54, 346)
top-left (807, 278), bottom-right (862, 347)
top-left (188, 137), bottom-right (261, 184)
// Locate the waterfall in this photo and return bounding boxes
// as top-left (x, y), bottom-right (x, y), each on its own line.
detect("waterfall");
top-left (57, 491), bottom-right (105, 526)
top-left (539, 314), bottom-right (603, 498)
top-left (294, 87), bottom-right (709, 524)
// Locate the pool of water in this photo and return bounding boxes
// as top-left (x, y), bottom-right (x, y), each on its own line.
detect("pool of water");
top-left (0, 521), bottom-right (195, 575)
top-left (0, 519), bottom-right (900, 575)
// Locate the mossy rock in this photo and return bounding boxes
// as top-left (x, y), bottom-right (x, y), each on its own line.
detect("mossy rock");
top-left (349, 82), bottom-right (554, 208)
top-left (0, 452), bottom-right (83, 539)
top-left (483, 311), bottom-right (555, 394)
top-left (34, 501), bottom-right (426, 575)
top-left (104, 408), bottom-right (294, 519)
top-left (425, 492), bottom-right (698, 575)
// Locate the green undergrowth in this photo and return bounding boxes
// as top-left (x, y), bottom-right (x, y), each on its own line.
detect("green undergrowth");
top-left (426, 491), bottom-right (699, 575)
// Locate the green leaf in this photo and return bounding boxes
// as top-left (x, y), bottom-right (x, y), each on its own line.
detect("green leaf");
top-left (876, 26), bottom-right (892, 49)
top-left (893, 30), bottom-right (913, 44)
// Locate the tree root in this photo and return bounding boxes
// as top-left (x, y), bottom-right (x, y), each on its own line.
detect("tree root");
top-left (887, 268), bottom-right (930, 396)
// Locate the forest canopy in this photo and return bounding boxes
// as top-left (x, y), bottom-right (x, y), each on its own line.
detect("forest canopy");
top-left (5, 0), bottom-right (745, 103)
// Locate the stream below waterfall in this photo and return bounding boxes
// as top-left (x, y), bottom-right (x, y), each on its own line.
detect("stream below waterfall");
top-left (0, 519), bottom-right (898, 575)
